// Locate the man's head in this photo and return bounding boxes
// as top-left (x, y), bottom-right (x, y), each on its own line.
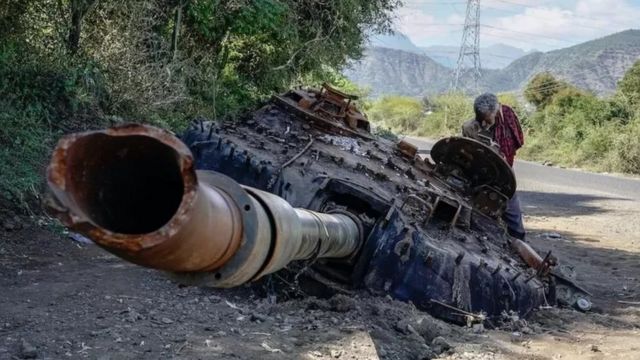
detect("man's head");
top-left (474, 93), bottom-right (500, 127)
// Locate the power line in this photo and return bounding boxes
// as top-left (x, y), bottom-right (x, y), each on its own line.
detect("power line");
top-left (481, 25), bottom-right (575, 43)
top-left (490, 0), bottom-right (616, 24)
top-left (482, 4), bottom-right (612, 32)
top-left (425, 48), bottom-right (523, 60)
top-left (453, 0), bottom-right (482, 91)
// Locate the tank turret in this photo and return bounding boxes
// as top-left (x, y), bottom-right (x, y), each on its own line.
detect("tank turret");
top-left (46, 85), bottom-right (591, 324)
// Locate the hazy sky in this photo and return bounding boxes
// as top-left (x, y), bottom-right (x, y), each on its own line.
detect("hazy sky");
top-left (396, 0), bottom-right (640, 51)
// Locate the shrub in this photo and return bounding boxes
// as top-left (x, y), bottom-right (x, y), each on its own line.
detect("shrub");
top-left (419, 92), bottom-right (473, 137)
top-left (618, 60), bottom-right (640, 107)
top-left (367, 96), bottom-right (425, 133)
top-left (524, 72), bottom-right (568, 108)
top-left (612, 119), bottom-right (640, 174)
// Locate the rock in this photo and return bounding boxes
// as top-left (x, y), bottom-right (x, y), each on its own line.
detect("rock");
top-left (591, 344), bottom-right (601, 352)
top-left (18, 339), bottom-right (38, 359)
top-left (510, 332), bottom-right (523, 343)
top-left (250, 313), bottom-right (268, 323)
top-left (431, 336), bottom-right (452, 354)
top-left (543, 232), bottom-right (563, 239)
top-left (394, 319), bottom-right (412, 335)
top-left (330, 349), bottom-right (343, 358)
top-left (417, 348), bottom-right (437, 360)
top-left (472, 323), bottom-right (485, 333)
top-left (3, 220), bottom-right (15, 231)
top-left (161, 317), bottom-right (174, 324)
top-left (328, 294), bottom-right (356, 313)
top-left (125, 309), bottom-right (143, 322)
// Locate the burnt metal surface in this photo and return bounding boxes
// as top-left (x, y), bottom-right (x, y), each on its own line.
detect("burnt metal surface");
top-left (178, 87), bottom-right (590, 323)
top-left (47, 85), bottom-right (592, 325)
top-left (273, 83), bottom-right (374, 140)
top-left (46, 125), bottom-right (361, 287)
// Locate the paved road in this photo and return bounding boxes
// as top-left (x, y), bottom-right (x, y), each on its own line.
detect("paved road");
top-left (405, 137), bottom-right (640, 201)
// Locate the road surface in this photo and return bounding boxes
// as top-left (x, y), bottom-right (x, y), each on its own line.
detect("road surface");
top-left (406, 137), bottom-right (640, 200)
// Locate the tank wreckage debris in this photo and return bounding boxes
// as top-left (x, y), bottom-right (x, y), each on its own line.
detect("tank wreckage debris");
top-left (46, 84), bottom-right (592, 326)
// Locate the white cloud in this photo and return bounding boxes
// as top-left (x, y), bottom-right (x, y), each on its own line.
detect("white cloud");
top-left (396, 0), bottom-right (640, 51)
top-left (484, 0), bottom-right (640, 50)
top-left (394, 4), bottom-right (463, 44)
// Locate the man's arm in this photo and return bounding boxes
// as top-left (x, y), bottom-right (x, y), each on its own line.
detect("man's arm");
top-left (462, 119), bottom-right (502, 155)
top-left (461, 119), bottom-right (480, 140)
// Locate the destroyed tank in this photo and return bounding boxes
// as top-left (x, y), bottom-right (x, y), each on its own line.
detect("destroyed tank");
top-left (46, 83), bottom-right (591, 325)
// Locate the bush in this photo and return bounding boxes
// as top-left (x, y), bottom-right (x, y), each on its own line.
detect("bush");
top-left (0, 0), bottom-right (402, 211)
top-left (612, 119), bottom-right (640, 173)
top-left (618, 60), bottom-right (640, 107)
top-left (367, 96), bottom-right (425, 133)
top-left (0, 43), bottom-right (106, 209)
top-left (524, 72), bottom-right (568, 108)
top-left (419, 92), bottom-right (473, 136)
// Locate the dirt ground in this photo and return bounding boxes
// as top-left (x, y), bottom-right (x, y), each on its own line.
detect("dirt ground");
top-left (1, 178), bottom-right (640, 359)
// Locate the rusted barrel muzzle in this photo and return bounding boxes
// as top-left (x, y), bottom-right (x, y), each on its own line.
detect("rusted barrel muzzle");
top-left (47, 124), bottom-right (360, 287)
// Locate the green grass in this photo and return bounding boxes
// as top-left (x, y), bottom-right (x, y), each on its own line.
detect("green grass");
top-left (367, 89), bottom-right (640, 175)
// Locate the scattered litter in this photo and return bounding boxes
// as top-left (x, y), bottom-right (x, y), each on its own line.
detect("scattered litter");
top-left (330, 349), bottom-right (344, 358)
top-left (543, 232), bottom-right (563, 239)
top-left (261, 342), bottom-right (282, 353)
top-left (618, 300), bottom-right (640, 305)
top-left (18, 339), bottom-right (38, 359)
top-left (225, 300), bottom-right (241, 310)
top-left (69, 232), bottom-right (92, 244)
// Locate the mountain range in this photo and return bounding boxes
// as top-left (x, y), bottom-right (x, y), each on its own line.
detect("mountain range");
top-left (369, 32), bottom-right (533, 69)
top-left (348, 30), bottom-right (640, 97)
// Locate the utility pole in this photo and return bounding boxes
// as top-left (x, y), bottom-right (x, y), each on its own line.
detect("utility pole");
top-left (452, 0), bottom-right (481, 92)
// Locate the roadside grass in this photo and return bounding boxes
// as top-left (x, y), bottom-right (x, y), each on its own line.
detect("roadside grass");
top-left (367, 90), bottom-right (640, 175)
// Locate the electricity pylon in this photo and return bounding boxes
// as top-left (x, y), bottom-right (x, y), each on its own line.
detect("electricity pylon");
top-left (452, 0), bottom-right (481, 92)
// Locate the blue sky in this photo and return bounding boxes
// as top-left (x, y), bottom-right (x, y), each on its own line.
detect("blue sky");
top-left (395, 0), bottom-right (640, 51)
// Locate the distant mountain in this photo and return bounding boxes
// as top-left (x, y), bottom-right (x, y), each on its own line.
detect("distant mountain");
top-left (420, 45), bottom-right (458, 68)
top-left (344, 47), bottom-right (452, 97)
top-left (370, 31), bottom-right (529, 69)
top-left (368, 32), bottom-right (424, 54)
top-left (483, 44), bottom-right (533, 69)
top-left (421, 44), bottom-right (531, 69)
top-left (485, 30), bottom-right (640, 95)
top-left (346, 30), bottom-right (640, 97)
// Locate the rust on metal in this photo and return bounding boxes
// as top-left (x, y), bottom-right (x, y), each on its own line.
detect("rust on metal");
top-left (510, 238), bottom-right (553, 276)
top-left (44, 84), bottom-right (594, 321)
top-left (272, 83), bottom-right (373, 140)
top-left (46, 124), bottom-right (361, 287)
top-left (46, 124), bottom-right (243, 272)
top-left (396, 139), bottom-right (418, 159)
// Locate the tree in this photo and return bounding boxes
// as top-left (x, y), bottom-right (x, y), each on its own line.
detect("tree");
top-left (618, 60), bottom-right (640, 107)
top-left (524, 72), bottom-right (567, 108)
top-left (67, 0), bottom-right (99, 54)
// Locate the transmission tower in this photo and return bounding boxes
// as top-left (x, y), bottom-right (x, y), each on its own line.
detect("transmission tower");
top-left (452, 0), bottom-right (481, 91)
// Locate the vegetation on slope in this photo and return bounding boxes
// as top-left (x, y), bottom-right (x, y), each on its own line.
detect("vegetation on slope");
top-left (0, 0), bottom-right (400, 210)
top-left (368, 62), bottom-right (640, 175)
top-left (347, 30), bottom-right (640, 97)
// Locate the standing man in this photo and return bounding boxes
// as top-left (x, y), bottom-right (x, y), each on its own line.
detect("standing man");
top-left (462, 93), bottom-right (526, 240)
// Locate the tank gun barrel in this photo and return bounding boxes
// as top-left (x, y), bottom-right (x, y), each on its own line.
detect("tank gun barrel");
top-left (46, 124), bottom-right (360, 287)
